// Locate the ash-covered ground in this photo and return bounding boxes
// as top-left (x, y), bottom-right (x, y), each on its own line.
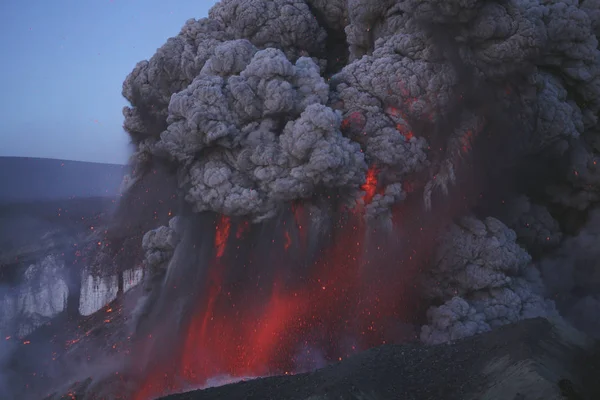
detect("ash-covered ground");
top-left (4, 0), bottom-right (600, 399)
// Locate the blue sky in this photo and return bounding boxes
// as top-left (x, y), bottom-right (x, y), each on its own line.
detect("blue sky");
top-left (0, 0), bottom-right (219, 164)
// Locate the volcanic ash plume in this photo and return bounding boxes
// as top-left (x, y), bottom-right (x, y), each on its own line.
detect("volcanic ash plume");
top-left (109, 0), bottom-right (600, 398)
top-left (420, 216), bottom-right (557, 345)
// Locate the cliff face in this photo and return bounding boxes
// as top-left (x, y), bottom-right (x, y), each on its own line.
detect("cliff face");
top-left (0, 157), bottom-right (178, 342)
top-left (0, 254), bottom-right (68, 338)
top-left (0, 196), bottom-right (142, 339)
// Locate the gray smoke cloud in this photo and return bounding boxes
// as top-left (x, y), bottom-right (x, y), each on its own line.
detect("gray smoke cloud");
top-left (141, 216), bottom-right (181, 270)
top-left (538, 208), bottom-right (600, 338)
top-left (420, 216), bottom-right (558, 344)
top-left (118, 0), bottom-right (600, 349)
top-left (122, 0), bottom-right (600, 223)
top-left (497, 196), bottom-right (564, 256)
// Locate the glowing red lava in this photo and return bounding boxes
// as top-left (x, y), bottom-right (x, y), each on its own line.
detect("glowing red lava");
top-left (133, 178), bottom-right (426, 400)
top-left (361, 167), bottom-right (379, 205)
top-left (396, 123), bottom-right (414, 141)
top-left (214, 216), bottom-right (231, 259)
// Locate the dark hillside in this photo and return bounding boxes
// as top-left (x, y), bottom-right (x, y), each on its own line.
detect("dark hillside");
top-left (0, 157), bottom-right (126, 204)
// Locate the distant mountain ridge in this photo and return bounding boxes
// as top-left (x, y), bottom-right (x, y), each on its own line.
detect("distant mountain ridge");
top-left (0, 157), bottom-right (127, 204)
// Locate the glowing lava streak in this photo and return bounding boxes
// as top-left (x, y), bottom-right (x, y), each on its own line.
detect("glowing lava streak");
top-left (291, 203), bottom-right (307, 250)
top-left (236, 220), bottom-right (250, 239)
top-left (133, 209), bottom-right (417, 400)
top-left (460, 129), bottom-right (475, 154)
top-left (284, 231), bottom-right (292, 251)
top-left (174, 218), bottom-right (370, 388)
top-left (215, 216), bottom-right (231, 259)
top-left (362, 167), bottom-right (379, 205)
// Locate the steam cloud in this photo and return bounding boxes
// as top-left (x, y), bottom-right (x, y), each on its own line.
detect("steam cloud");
top-left (16, 0), bottom-right (600, 398)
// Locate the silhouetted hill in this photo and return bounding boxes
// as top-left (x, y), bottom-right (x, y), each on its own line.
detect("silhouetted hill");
top-left (33, 318), bottom-right (600, 400)
top-left (0, 157), bottom-right (126, 204)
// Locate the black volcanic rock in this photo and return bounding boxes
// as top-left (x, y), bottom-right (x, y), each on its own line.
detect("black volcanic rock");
top-left (35, 318), bottom-right (600, 400)
top-left (0, 157), bottom-right (126, 204)
top-left (156, 318), bottom-right (600, 400)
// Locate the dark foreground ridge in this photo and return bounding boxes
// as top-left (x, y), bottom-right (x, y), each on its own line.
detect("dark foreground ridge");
top-left (42, 318), bottom-right (600, 400)
top-left (156, 318), bottom-right (599, 400)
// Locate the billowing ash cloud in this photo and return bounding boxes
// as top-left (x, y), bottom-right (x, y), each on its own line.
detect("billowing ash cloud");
top-left (538, 207), bottom-right (600, 338)
top-left (124, 36), bottom-right (366, 222)
top-left (142, 216), bottom-right (181, 270)
top-left (497, 196), bottom-right (563, 256)
top-left (420, 217), bottom-right (557, 344)
top-left (122, 0), bottom-right (600, 226)
top-left (116, 0), bottom-right (600, 362)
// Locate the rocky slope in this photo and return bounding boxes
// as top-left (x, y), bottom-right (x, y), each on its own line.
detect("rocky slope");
top-left (37, 318), bottom-right (600, 400)
top-left (158, 318), bottom-right (599, 400)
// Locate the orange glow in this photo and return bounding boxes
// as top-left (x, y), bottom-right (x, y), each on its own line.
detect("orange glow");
top-left (460, 129), bottom-right (475, 154)
top-left (291, 203), bottom-right (307, 250)
top-left (174, 219), bottom-right (369, 385)
top-left (130, 189), bottom-right (441, 400)
top-left (341, 111), bottom-right (364, 131)
top-left (361, 167), bottom-right (379, 205)
top-left (387, 106), bottom-right (401, 117)
top-left (236, 221), bottom-right (250, 239)
top-left (215, 216), bottom-right (231, 258)
top-left (131, 210), bottom-right (419, 400)
top-left (396, 123), bottom-right (414, 141)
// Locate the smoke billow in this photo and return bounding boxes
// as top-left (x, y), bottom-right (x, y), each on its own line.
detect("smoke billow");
top-left (111, 0), bottom-right (600, 396)
top-left (13, 0), bottom-right (600, 398)
top-left (419, 216), bottom-right (558, 344)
